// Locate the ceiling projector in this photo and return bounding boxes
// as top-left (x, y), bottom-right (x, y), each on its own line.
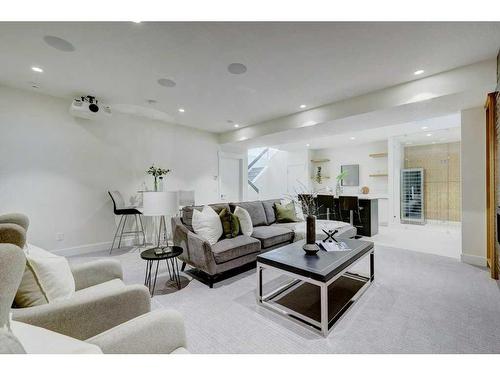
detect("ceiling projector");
top-left (69, 95), bottom-right (112, 120)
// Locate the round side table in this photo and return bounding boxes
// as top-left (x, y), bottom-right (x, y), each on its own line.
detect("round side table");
top-left (140, 246), bottom-right (183, 295)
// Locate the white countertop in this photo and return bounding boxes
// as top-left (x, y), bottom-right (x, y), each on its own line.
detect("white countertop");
top-left (318, 193), bottom-right (389, 200)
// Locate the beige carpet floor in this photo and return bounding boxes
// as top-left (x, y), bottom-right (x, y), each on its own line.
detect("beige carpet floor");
top-left (69, 245), bottom-right (500, 353)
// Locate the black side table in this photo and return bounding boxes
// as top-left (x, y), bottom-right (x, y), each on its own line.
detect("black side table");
top-left (140, 246), bottom-right (183, 296)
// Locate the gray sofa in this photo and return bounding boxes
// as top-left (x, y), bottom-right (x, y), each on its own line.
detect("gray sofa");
top-left (172, 199), bottom-right (356, 287)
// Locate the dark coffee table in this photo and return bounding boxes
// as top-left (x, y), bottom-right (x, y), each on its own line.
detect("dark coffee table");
top-left (140, 246), bottom-right (183, 295)
top-left (256, 239), bottom-right (374, 337)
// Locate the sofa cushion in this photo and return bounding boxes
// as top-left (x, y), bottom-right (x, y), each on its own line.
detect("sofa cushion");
top-left (181, 203), bottom-right (230, 231)
top-left (230, 201), bottom-right (267, 227)
top-left (10, 320), bottom-right (102, 354)
top-left (261, 199), bottom-right (280, 225)
top-left (251, 226), bottom-right (294, 249)
top-left (211, 236), bottom-right (261, 264)
top-left (272, 220), bottom-right (356, 241)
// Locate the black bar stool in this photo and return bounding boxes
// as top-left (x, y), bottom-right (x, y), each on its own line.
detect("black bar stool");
top-left (108, 191), bottom-right (146, 253)
top-left (339, 196), bottom-right (363, 229)
top-left (316, 195), bottom-right (335, 220)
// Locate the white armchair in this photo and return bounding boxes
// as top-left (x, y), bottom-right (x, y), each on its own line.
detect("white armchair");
top-left (1, 237), bottom-right (189, 354)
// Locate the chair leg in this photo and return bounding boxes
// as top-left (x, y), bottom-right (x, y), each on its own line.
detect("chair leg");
top-left (110, 215), bottom-right (124, 254)
top-left (118, 215), bottom-right (128, 248)
top-left (134, 214), bottom-right (140, 246)
top-left (181, 262), bottom-right (186, 272)
top-left (138, 214), bottom-right (146, 246)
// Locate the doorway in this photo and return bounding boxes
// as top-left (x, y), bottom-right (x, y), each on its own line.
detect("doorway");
top-left (218, 152), bottom-right (244, 202)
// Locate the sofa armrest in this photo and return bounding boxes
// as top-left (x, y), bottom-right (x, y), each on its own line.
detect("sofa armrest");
top-left (172, 217), bottom-right (216, 274)
top-left (12, 284), bottom-right (151, 340)
top-left (86, 310), bottom-right (187, 354)
top-left (70, 259), bottom-right (123, 291)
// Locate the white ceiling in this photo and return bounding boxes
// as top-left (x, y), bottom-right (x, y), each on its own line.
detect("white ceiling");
top-left (0, 22), bottom-right (500, 133)
top-left (276, 113), bottom-right (461, 151)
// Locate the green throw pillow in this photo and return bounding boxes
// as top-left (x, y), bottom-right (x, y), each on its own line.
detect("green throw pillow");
top-left (274, 202), bottom-right (297, 223)
top-left (219, 208), bottom-right (241, 239)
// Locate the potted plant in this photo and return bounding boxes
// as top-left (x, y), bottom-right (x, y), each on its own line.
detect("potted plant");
top-left (146, 165), bottom-right (171, 191)
top-left (335, 170), bottom-right (349, 196)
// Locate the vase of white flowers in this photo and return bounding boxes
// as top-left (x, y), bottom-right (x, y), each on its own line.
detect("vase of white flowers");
top-left (146, 165), bottom-right (171, 191)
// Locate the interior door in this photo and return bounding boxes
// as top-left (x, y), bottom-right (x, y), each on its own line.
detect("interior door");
top-left (219, 156), bottom-right (242, 202)
top-left (485, 92), bottom-right (498, 279)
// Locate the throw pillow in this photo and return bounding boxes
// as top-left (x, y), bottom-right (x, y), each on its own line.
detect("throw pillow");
top-left (275, 202), bottom-right (298, 223)
top-left (15, 244), bottom-right (75, 307)
top-left (192, 205), bottom-right (223, 245)
top-left (234, 206), bottom-right (253, 236)
top-left (219, 209), bottom-right (240, 239)
top-left (281, 199), bottom-right (305, 221)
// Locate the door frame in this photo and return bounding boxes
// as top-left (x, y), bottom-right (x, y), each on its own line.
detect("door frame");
top-left (485, 92), bottom-right (499, 279)
top-left (218, 151), bottom-right (246, 202)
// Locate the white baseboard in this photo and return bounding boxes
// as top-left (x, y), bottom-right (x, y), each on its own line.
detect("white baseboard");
top-left (53, 238), bottom-right (137, 257)
top-left (461, 253), bottom-right (487, 267)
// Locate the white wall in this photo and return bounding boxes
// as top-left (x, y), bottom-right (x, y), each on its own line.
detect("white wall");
top-left (0, 85), bottom-right (219, 253)
top-left (461, 107), bottom-right (486, 266)
top-left (310, 140), bottom-right (389, 194)
top-left (248, 149), bottom-right (309, 200)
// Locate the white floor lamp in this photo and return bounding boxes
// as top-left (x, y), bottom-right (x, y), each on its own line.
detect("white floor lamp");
top-left (142, 191), bottom-right (179, 248)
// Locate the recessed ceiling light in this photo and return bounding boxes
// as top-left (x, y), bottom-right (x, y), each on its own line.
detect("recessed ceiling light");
top-left (426, 133), bottom-right (432, 137)
top-left (234, 124), bottom-right (240, 128)
top-left (349, 137), bottom-right (356, 140)
top-left (300, 104), bottom-right (307, 109)
top-left (306, 144), bottom-right (310, 147)
top-left (43, 35), bottom-right (75, 52)
top-left (178, 108), bottom-right (185, 113)
top-left (421, 126), bottom-right (428, 130)
top-left (31, 66), bottom-right (43, 73)
top-left (227, 63), bottom-right (247, 75)
top-left (414, 69), bottom-right (425, 75)
top-left (157, 78), bottom-right (176, 87)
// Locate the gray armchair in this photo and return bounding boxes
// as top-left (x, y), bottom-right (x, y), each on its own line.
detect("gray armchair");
top-left (1, 242), bottom-right (188, 354)
top-left (1, 215), bottom-right (188, 354)
top-left (0, 213), bottom-right (151, 340)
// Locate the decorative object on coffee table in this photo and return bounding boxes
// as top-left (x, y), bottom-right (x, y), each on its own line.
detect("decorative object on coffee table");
top-left (146, 164), bottom-right (171, 192)
top-left (303, 215), bottom-right (320, 255)
top-left (295, 188), bottom-right (320, 255)
top-left (140, 246), bottom-right (183, 295)
top-left (322, 228), bottom-right (339, 243)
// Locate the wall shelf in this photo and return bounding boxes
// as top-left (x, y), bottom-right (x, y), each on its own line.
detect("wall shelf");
top-left (369, 152), bottom-right (388, 158)
top-left (369, 173), bottom-right (388, 177)
top-left (310, 159), bottom-right (330, 163)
